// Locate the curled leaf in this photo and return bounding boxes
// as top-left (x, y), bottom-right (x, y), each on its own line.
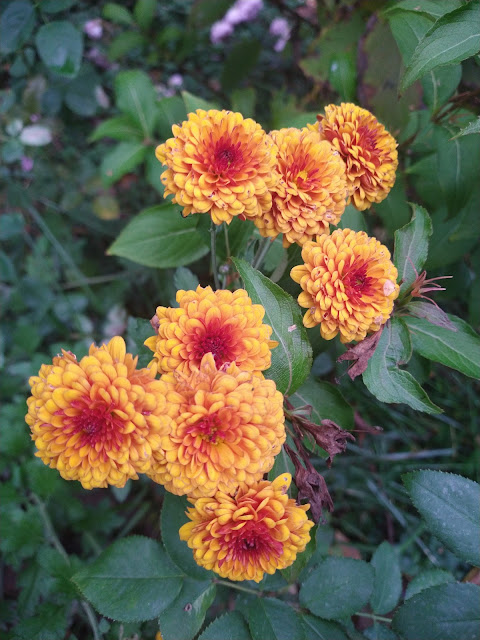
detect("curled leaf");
top-left (337, 328), bottom-right (384, 380)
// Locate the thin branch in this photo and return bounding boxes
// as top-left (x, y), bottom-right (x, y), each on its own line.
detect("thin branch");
top-left (213, 579), bottom-right (264, 596)
top-left (251, 237), bottom-right (272, 270)
top-left (210, 222), bottom-right (220, 290)
top-left (31, 493), bottom-right (103, 640)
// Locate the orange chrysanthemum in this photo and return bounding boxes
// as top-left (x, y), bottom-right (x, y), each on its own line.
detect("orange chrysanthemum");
top-left (314, 103), bottom-right (398, 211)
top-left (179, 473), bottom-right (314, 582)
top-left (291, 228), bottom-right (399, 343)
top-left (145, 286), bottom-right (277, 375)
top-left (25, 337), bottom-right (171, 489)
top-left (156, 109), bottom-right (280, 224)
top-left (147, 353), bottom-right (285, 498)
top-left (253, 128), bottom-right (348, 247)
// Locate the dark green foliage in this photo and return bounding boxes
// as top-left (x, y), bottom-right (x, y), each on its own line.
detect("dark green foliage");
top-left (1, 0), bottom-right (479, 638)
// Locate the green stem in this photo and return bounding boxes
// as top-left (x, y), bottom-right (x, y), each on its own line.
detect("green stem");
top-left (27, 205), bottom-right (99, 308)
top-left (252, 237), bottom-right (271, 270)
top-left (210, 222), bottom-right (220, 290)
top-left (213, 579), bottom-right (263, 596)
top-left (223, 222), bottom-right (231, 259)
top-left (354, 612), bottom-right (392, 623)
top-left (31, 493), bottom-right (103, 640)
top-left (31, 493), bottom-right (69, 563)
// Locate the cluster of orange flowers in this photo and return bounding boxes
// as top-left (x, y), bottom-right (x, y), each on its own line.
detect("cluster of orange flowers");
top-left (156, 103), bottom-right (398, 246)
top-left (26, 103), bottom-right (400, 583)
top-left (157, 104), bottom-right (399, 342)
top-left (26, 287), bottom-right (313, 582)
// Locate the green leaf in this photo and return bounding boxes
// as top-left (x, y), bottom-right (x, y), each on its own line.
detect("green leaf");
top-left (108, 203), bottom-right (209, 268)
top-left (363, 624), bottom-right (398, 640)
top-left (0, 0), bottom-right (36, 54)
top-left (436, 125), bottom-right (480, 215)
top-left (405, 569), bottom-right (454, 600)
top-left (103, 2), bottom-right (134, 25)
top-left (89, 115), bottom-right (143, 143)
top-left (231, 87), bottom-right (256, 118)
top-left (64, 64), bottom-right (100, 117)
top-left (300, 615), bottom-right (349, 640)
top-left (289, 377), bottom-right (354, 430)
top-left (370, 542), bottom-right (402, 615)
top-left (35, 21), bottom-right (83, 78)
top-left (328, 52), bottom-right (356, 101)
top-left (404, 314), bottom-right (480, 379)
top-left (401, 2), bottom-right (480, 91)
top-left (126, 316), bottom-right (155, 369)
top-left (0, 506), bottom-right (43, 567)
top-left (108, 32), bottom-right (146, 61)
top-left (173, 266), bottom-right (200, 292)
top-left (198, 612), bottom-right (252, 640)
top-left (181, 90), bottom-right (218, 114)
top-left (384, 0), bottom-right (462, 21)
top-left (405, 301), bottom-right (456, 331)
top-left (161, 493), bottom-right (213, 580)
top-left (13, 602), bottom-right (67, 640)
top-left (158, 95), bottom-right (188, 138)
top-left (451, 116), bottom-right (480, 139)
top-left (221, 39), bottom-right (261, 93)
top-left (115, 70), bottom-right (158, 138)
top-left (363, 317), bottom-right (441, 414)
top-left (374, 175), bottom-right (411, 238)
top-left (159, 578), bottom-right (216, 640)
top-left (72, 536), bottom-right (183, 622)
top-left (393, 583), bottom-right (480, 640)
top-left (40, 0), bottom-right (76, 13)
top-left (394, 203), bottom-right (432, 296)
top-left (403, 470), bottom-right (480, 565)
top-left (100, 141), bottom-right (148, 186)
top-left (134, 0), bottom-right (156, 30)
top-left (421, 65), bottom-right (462, 112)
top-left (299, 557), bottom-right (374, 620)
top-left (233, 258), bottom-right (313, 395)
top-left (337, 205), bottom-right (367, 232)
top-left (247, 597), bottom-right (305, 640)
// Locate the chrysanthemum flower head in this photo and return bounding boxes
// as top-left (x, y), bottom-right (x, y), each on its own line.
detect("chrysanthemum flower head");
top-left (314, 103), bottom-right (398, 211)
top-left (25, 337), bottom-right (171, 489)
top-left (253, 127), bottom-right (348, 247)
top-left (145, 286), bottom-right (277, 375)
top-left (291, 228), bottom-right (399, 343)
top-left (179, 473), bottom-right (314, 582)
top-left (156, 109), bottom-right (280, 224)
top-left (147, 353), bottom-right (285, 498)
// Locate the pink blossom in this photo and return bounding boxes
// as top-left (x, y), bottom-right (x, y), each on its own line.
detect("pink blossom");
top-left (210, 20), bottom-right (234, 44)
top-left (225, 0), bottom-right (263, 25)
top-left (269, 17), bottom-right (290, 39)
top-left (270, 17), bottom-right (291, 52)
top-left (168, 73), bottom-right (183, 88)
top-left (21, 156), bottom-right (34, 172)
top-left (84, 18), bottom-right (103, 40)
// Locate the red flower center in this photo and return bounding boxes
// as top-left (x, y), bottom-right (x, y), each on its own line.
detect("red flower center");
top-left (343, 262), bottom-right (374, 302)
top-left (356, 124), bottom-right (380, 162)
top-left (70, 399), bottom-right (123, 447)
top-left (187, 413), bottom-right (226, 444)
top-left (212, 138), bottom-right (242, 175)
top-left (194, 326), bottom-right (234, 366)
top-left (218, 521), bottom-right (284, 567)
